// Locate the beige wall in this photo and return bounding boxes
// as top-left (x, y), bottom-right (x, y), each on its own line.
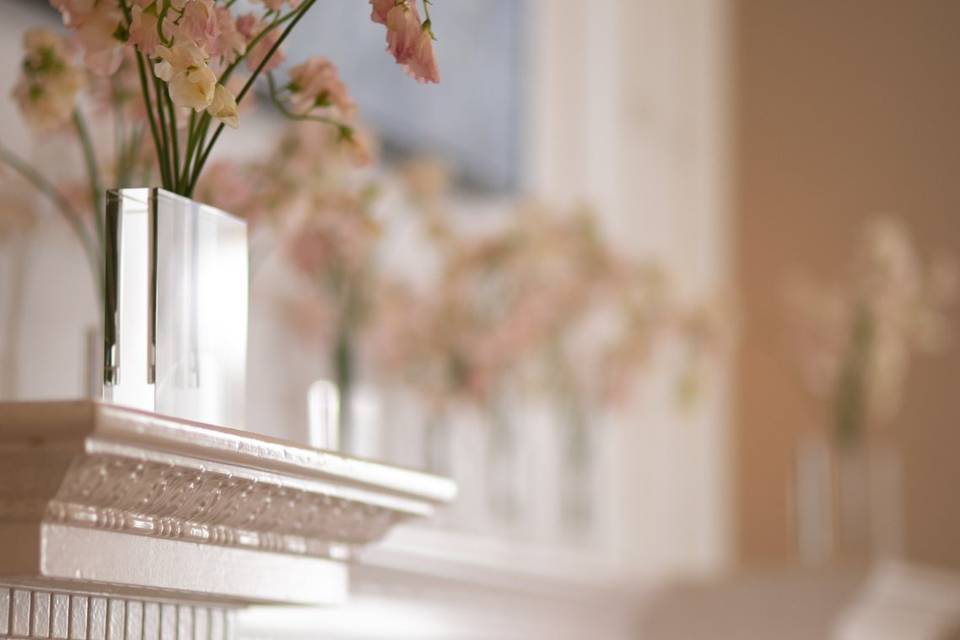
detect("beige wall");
top-left (735, 0), bottom-right (960, 567)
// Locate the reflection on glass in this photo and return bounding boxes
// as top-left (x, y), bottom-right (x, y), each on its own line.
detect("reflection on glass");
top-left (102, 188), bottom-right (247, 428)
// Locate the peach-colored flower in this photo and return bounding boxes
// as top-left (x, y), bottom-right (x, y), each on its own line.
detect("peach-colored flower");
top-left (206, 83), bottom-right (239, 128)
top-left (287, 57), bottom-right (355, 117)
top-left (153, 41), bottom-right (205, 81)
top-left (169, 64), bottom-right (217, 111)
top-left (154, 42), bottom-right (216, 110)
top-left (13, 28), bottom-right (85, 131)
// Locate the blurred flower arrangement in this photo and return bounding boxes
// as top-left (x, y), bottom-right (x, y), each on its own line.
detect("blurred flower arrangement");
top-left (2, 38), bottom-right (153, 297)
top-left (788, 217), bottom-right (957, 447)
top-left (374, 164), bottom-right (725, 422)
top-left (1, 0), bottom-right (440, 296)
top-left (195, 138), bottom-right (726, 477)
top-left (369, 164), bottom-right (728, 527)
top-left (196, 121), bottom-right (379, 444)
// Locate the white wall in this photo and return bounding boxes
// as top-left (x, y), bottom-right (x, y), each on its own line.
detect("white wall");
top-left (526, 0), bottom-right (735, 577)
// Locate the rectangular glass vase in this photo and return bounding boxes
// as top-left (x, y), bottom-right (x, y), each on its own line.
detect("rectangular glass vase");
top-left (102, 188), bottom-right (247, 428)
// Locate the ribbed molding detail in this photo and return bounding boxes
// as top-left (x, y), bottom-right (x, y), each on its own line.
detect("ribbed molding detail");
top-left (0, 587), bottom-right (233, 640)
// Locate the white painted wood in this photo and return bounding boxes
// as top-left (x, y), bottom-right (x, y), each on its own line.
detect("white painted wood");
top-left (0, 587), bottom-right (233, 640)
top-left (0, 399), bottom-right (456, 637)
top-left (238, 524), bottom-right (638, 640)
top-left (836, 562), bottom-right (960, 640)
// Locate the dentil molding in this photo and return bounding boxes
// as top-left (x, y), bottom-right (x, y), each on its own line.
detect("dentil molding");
top-left (0, 586), bottom-right (232, 640)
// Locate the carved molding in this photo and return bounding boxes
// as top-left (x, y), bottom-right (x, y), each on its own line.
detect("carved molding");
top-left (33, 454), bottom-right (401, 558)
top-left (0, 401), bottom-right (454, 560)
top-left (0, 400), bottom-right (456, 608)
top-left (0, 586), bottom-right (233, 640)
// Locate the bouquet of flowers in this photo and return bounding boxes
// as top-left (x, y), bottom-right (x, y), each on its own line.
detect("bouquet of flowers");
top-left (2, 0), bottom-right (440, 294)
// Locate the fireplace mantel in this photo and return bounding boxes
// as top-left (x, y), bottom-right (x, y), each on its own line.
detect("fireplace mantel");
top-left (0, 401), bottom-right (455, 639)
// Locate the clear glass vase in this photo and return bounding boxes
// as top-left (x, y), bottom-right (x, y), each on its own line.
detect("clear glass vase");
top-left (424, 410), bottom-right (453, 475)
top-left (559, 414), bottom-right (594, 539)
top-left (486, 411), bottom-right (522, 527)
top-left (793, 431), bottom-right (903, 565)
top-left (306, 378), bottom-right (382, 458)
top-left (101, 188), bottom-right (248, 428)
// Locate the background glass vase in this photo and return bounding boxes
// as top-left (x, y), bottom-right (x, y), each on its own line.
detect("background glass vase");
top-left (559, 413), bottom-right (594, 539)
top-left (307, 378), bottom-right (383, 457)
top-left (793, 431), bottom-right (904, 565)
top-left (486, 409), bottom-right (524, 528)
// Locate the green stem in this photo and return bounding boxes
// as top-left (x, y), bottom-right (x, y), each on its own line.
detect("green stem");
top-left (180, 6), bottom-right (299, 193)
top-left (152, 75), bottom-right (174, 189)
top-left (0, 144), bottom-right (103, 303)
top-left (266, 72), bottom-right (352, 132)
top-left (218, 7), bottom-right (299, 88)
top-left (334, 324), bottom-right (354, 448)
top-left (111, 74), bottom-right (125, 184)
top-left (72, 110), bottom-right (104, 251)
top-left (135, 50), bottom-right (170, 188)
top-left (164, 88), bottom-right (181, 191)
top-left (179, 110), bottom-right (197, 187)
top-left (187, 0), bottom-right (317, 195)
top-left (834, 304), bottom-right (873, 449)
top-left (119, 125), bottom-right (144, 188)
top-left (181, 109), bottom-right (210, 189)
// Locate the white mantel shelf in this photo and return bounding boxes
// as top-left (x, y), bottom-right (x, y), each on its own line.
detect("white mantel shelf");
top-left (0, 400), bottom-right (456, 639)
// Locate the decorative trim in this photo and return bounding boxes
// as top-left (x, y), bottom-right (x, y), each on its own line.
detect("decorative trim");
top-left (0, 401), bottom-right (454, 607)
top-left (0, 586), bottom-right (233, 640)
top-left (35, 455), bottom-right (398, 558)
top-left (0, 401), bottom-right (455, 560)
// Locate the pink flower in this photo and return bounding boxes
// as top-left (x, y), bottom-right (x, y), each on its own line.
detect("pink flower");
top-left (369, 0), bottom-right (393, 24)
top-left (234, 13), bottom-right (259, 39)
top-left (74, 6), bottom-right (125, 75)
top-left (194, 161), bottom-right (254, 215)
top-left (49, 0), bottom-right (96, 28)
top-left (209, 6), bottom-right (246, 64)
top-left (371, 0), bottom-right (440, 84)
top-left (206, 83), bottom-right (239, 128)
top-left (385, 3), bottom-right (421, 63)
top-left (403, 27), bottom-right (440, 84)
top-left (287, 57), bottom-right (355, 117)
top-left (237, 15), bottom-right (286, 72)
top-left (129, 6), bottom-right (161, 56)
top-left (179, 0), bottom-right (220, 49)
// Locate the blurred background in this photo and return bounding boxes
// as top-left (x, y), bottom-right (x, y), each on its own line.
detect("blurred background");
top-left (1, 0), bottom-right (959, 638)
